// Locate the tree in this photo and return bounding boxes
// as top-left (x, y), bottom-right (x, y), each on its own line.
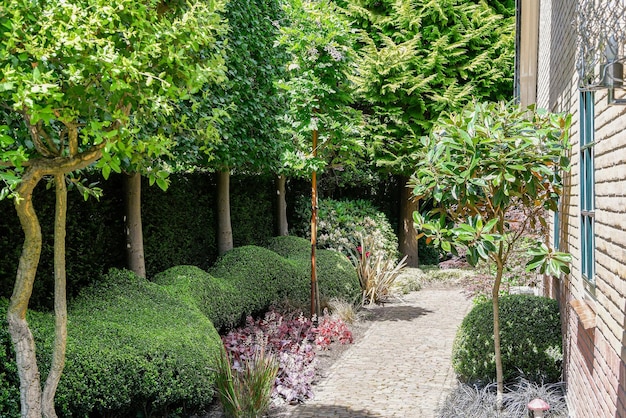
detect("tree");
top-left (410, 101), bottom-right (572, 407)
top-left (339, 0), bottom-right (516, 266)
top-left (0, 0), bottom-right (226, 416)
top-left (197, 0), bottom-right (290, 255)
top-left (277, 0), bottom-right (363, 317)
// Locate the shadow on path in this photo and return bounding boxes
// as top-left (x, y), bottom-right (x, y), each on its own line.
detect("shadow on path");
top-left (286, 404), bottom-right (382, 418)
top-left (364, 304), bottom-right (434, 322)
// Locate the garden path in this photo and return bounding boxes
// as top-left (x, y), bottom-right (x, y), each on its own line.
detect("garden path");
top-left (278, 287), bottom-right (472, 418)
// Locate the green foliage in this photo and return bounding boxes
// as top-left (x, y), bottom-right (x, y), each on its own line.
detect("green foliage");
top-left (452, 295), bottom-right (563, 384)
top-left (0, 174), bottom-right (126, 309)
top-left (265, 235), bottom-right (362, 304)
top-left (2, 270), bottom-right (224, 418)
top-left (215, 347), bottom-right (279, 418)
top-left (154, 241), bottom-right (361, 331)
top-left (411, 101), bottom-right (572, 272)
top-left (142, 173), bottom-right (218, 275)
top-left (0, 0), bottom-right (227, 193)
top-left (51, 269), bottom-right (221, 417)
top-left (292, 197), bottom-right (400, 261)
top-left (341, 0), bottom-right (516, 174)
top-left (276, 0), bottom-right (364, 177)
top-left (272, 235), bottom-right (363, 304)
top-left (202, 0), bottom-right (289, 173)
top-left (0, 172), bottom-right (276, 307)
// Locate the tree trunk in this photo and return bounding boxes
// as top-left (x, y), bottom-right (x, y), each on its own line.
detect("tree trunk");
top-left (124, 172), bottom-right (146, 278)
top-left (398, 176), bottom-right (419, 267)
top-left (42, 175), bottom-right (68, 418)
top-left (8, 170), bottom-right (44, 418)
top-left (310, 130), bottom-right (320, 319)
top-left (7, 142), bottom-right (102, 418)
top-left (275, 174), bottom-right (288, 236)
top-left (493, 247), bottom-right (505, 410)
top-left (217, 170), bottom-right (233, 256)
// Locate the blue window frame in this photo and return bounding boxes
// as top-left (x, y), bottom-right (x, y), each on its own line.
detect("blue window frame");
top-left (553, 205), bottom-right (560, 249)
top-left (579, 91), bottom-right (595, 289)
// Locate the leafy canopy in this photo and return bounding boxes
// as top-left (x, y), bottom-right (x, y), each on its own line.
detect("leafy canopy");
top-left (341, 0), bottom-right (515, 174)
top-left (276, 0), bottom-right (364, 176)
top-left (0, 0), bottom-right (227, 193)
top-left (411, 101), bottom-right (572, 275)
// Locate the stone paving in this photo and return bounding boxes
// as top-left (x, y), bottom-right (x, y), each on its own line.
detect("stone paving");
top-left (282, 288), bottom-right (472, 418)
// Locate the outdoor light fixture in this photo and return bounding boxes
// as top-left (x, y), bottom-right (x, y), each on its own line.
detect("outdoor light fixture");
top-left (602, 36), bottom-right (626, 104)
top-left (577, 0), bottom-right (626, 105)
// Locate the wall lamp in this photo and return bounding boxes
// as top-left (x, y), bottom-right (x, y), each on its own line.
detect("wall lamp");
top-left (602, 36), bottom-right (626, 105)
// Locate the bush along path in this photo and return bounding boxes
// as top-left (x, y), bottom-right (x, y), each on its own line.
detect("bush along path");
top-left (279, 287), bottom-right (472, 418)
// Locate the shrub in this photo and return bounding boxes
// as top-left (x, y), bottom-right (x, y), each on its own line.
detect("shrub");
top-left (292, 197), bottom-right (400, 261)
top-left (266, 236), bottom-right (362, 306)
top-left (50, 269), bottom-right (222, 417)
top-left (154, 242), bottom-right (361, 331)
top-left (452, 294), bottom-right (563, 384)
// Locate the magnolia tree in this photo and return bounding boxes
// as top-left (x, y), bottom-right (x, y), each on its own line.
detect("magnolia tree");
top-left (410, 101), bottom-right (572, 407)
top-left (0, 1), bottom-right (226, 416)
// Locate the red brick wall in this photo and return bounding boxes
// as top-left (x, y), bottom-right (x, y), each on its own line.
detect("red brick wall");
top-left (564, 307), bottom-right (625, 418)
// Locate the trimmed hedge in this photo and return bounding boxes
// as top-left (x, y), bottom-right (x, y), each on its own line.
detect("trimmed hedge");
top-left (265, 236), bottom-right (362, 302)
top-left (1, 239), bottom-right (359, 415)
top-left (452, 294), bottom-right (563, 384)
top-left (154, 239), bottom-right (361, 331)
top-left (1, 269), bottom-right (222, 417)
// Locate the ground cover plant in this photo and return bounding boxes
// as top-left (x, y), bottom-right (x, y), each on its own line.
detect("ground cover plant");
top-left (220, 309), bottom-right (353, 407)
top-left (437, 378), bottom-right (568, 418)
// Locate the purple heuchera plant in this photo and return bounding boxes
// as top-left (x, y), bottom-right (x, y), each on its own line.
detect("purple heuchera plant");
top-left (221, 309), bottom-right (353, 403)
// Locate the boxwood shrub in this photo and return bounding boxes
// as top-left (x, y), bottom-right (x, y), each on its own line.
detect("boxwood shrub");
top-left (1, 269), bottom-right (223, 417)
top-left (155, 240), bottom-right (360, 331)
top-left (265, 236), bottom-right (361, 304)
top-left (452, 294), bottom-right (563, 384)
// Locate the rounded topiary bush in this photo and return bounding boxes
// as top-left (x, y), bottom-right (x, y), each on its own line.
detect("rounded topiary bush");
top-left (452, 294), bottom-right (563, 384)
top-left (266, 236), bottom-right (361, 304)
top-left (54, 269), bottom-right (222, 417)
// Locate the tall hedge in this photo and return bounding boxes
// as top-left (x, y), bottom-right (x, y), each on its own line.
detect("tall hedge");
top-left (0, 172), bottom-right (275, 310)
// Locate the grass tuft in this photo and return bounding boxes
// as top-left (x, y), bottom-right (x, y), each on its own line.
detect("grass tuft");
top-left (437, 378), bottom-right (568, 417)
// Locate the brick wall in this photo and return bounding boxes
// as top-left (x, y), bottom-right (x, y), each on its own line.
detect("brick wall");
top-left (533, 1), bottom-right (626, 417)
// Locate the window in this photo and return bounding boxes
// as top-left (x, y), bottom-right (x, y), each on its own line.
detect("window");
top-left (579, 91), bottom-right (595, 291)
top-left (553, 204), bottom-right (560, 249)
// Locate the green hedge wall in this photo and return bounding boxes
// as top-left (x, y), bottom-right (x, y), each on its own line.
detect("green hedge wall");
top-left (0, 172), bottom-right (275, 310)
top-left (452, 294), bottom-right (563, 384)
